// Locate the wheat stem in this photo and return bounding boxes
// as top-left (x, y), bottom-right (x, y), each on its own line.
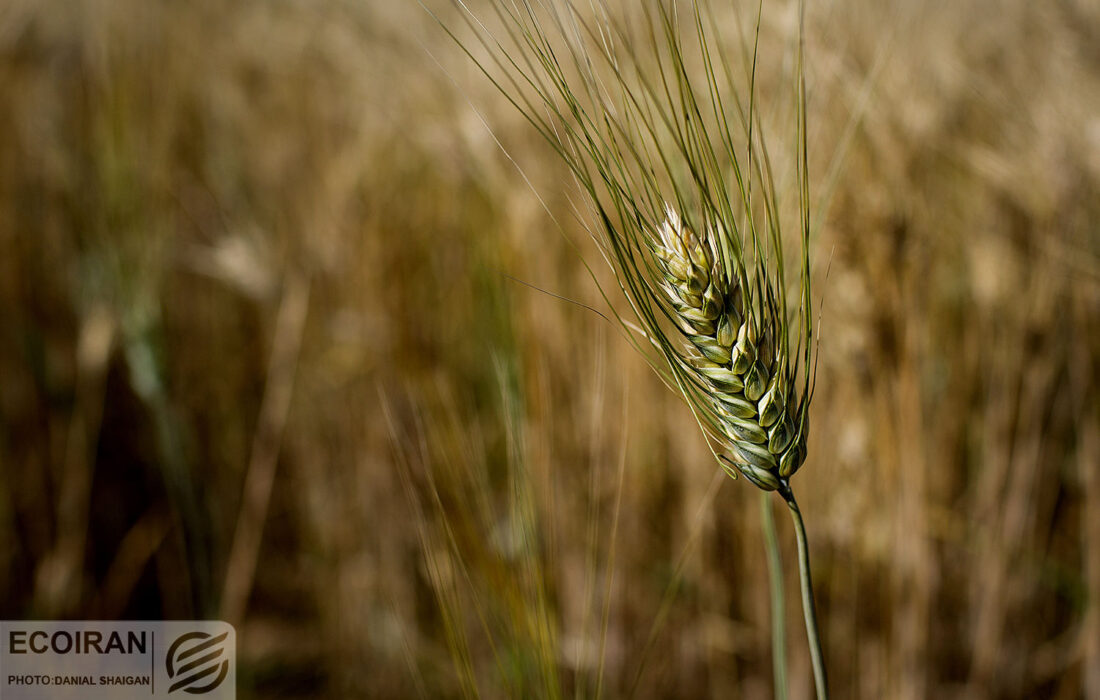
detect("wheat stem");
top-left (760, 490), bottom-right (789, 700)
top-left (781, 484), bottom-right (827, 700)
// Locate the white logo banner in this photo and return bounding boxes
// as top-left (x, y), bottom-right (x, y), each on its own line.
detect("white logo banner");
top-left (0, 621), bottom-right (235, 699)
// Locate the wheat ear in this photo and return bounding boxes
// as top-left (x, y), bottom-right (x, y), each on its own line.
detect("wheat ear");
top-left (652, 206), bottom-right (807, 489)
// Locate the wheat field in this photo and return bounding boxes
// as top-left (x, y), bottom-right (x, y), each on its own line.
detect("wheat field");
top-left (1, 0), bottom-right (1098, 697)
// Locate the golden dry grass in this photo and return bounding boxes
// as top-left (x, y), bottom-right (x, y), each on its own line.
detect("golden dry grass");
top-left (1, 0), bottom-right (1098, 697)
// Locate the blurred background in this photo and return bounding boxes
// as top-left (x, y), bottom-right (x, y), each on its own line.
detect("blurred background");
top-left (1, 0), bottom-right (1098, 697)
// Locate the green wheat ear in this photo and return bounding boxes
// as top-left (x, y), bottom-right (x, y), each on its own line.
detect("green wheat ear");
top-left (652, 204), bottom-right (809, 491)
top-left (434, 0), bottom-right (817, 490)
top-left (436, 0), bottom-right (825, 696)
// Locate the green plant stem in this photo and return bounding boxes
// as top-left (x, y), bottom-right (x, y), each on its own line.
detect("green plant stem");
top-left (760, 491), bottom-right (788, 700)
top-left (781, 484), bottom-right (828, 700)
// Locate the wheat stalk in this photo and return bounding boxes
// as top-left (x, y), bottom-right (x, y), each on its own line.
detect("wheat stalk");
top-left (435, 0), bottom-right (826, 696)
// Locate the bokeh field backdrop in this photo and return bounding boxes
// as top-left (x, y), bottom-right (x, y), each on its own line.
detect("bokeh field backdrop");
top-left (1, 0), bottom-right (1098, 697)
